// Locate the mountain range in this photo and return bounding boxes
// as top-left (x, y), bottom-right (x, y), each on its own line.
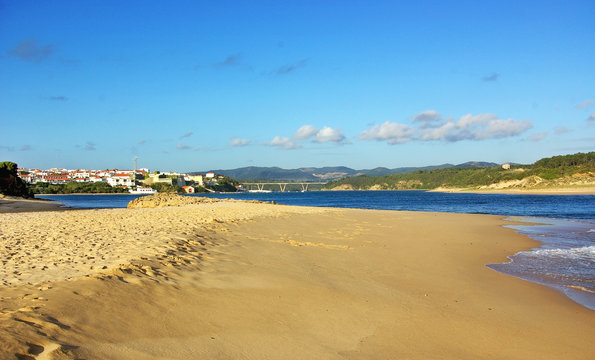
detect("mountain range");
top-left (192, 162), bottom-right (499, 182)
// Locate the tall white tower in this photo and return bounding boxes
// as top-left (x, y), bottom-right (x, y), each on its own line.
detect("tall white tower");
top-left (132, 156), bottom-right (138, 184)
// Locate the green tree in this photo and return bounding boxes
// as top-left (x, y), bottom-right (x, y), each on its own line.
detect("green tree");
top-left (148, 182), bottom-right (179, 193)
top-left (0, 161), bottom-right (33, 198)
top-left (29, 181), bottom-right (129, 194)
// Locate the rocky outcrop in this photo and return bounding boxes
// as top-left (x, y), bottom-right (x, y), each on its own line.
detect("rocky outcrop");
top-left (127, 193), bottom-right (217, 208)
top-left (127, 193), bottom-right (274, 209)
top-left (329, 184), bottom-right (354, 191)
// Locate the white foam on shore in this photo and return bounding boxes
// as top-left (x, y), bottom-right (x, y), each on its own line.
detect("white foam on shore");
top-left (492, 217), bottom-right (595, 311)
top-left (529, 245), bottom-right (595, 260)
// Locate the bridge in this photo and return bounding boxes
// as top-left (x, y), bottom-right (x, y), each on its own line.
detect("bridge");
top-left (241, 182), bottom-right (326, 192)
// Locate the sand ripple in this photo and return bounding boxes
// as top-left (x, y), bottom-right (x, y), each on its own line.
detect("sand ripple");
top-left (0, 200), bottom-right (326, 287)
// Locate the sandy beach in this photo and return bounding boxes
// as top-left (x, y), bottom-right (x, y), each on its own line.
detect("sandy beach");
top-left (0, 199), bottom-right (593, 359)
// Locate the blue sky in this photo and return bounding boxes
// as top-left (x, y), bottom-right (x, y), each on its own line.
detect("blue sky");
top-left (1, 0), bottom-right (594, 172)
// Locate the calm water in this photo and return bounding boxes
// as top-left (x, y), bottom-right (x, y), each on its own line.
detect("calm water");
top-left (37, 191), bottom-right (595, 310)
top-left (37, 191), bottom-right (595, 219)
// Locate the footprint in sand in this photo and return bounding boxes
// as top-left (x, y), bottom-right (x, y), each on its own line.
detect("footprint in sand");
top-left (15, 341), bottom-right (62, 360)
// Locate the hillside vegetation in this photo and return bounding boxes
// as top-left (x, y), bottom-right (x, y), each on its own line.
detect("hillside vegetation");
top-left (0, 161), bottom-right (33, 198)
top-left (30, 181), bottom-right (130, 194)
top-left (323, 152), bottom-right (595, 191)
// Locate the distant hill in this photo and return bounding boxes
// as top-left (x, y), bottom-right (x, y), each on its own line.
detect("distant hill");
top-left (322, 152), bottom-right (594, 191)
top-left (456, 161), bottom-right (500, 168)
top-left (191, 162), bottom-right (498, 182)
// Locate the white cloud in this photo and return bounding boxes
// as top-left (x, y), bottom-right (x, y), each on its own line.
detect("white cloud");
top-left (360, 112), bottom-right (532, 145)
top-left (293, 125), bottom-right (318, 139)
top-left (267, 136), bottom-right (300, 149)
top-left (230, 138), bottom-right (251, 147)
top-left (428, 114), bottom-right (530, 141)
top-left (419, 121), bottom-right (458, 141)
top-left (588, 112), bottom-right (595, 121)
top-left (313, 126), bottom-right (345, 144)
top-left (216, 53), bottom-right (242, 67)
top-left (359, 121), bottom-right (416, 144)
top-left (180, 131), bottom-right (193, 139)
top-left (482, 72), bottom-right (499, 82)
top-left (274, 58), bottom-right (308, 76)
top-left (0, 145), bottom-right (32, 152)
top-left (474, 118), bottom-right (532, 140)
top-left (456, 113), bottom-right (498, 128)
top-left (576, 100), bottom-right (592, 109)
top-left (8, 38), bottom-right (54, 62)
top-left (413, 110), bottom-right (442, 128)
top-left (526, 132), bottom-right (548, 142)
top-left (271, 125), bottom-right (346, 147)
top-left (83, 141), bottom-right (96, 151)
top-left (177, 143), bottom-right (192, 150)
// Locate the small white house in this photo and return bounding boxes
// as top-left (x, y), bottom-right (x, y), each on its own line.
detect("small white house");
top-left (107, 173), bottom-right (135, 188)
top-left (73, 170), bottom-right (90, 178)
top-left (90, 176), bottom-right (105, 183)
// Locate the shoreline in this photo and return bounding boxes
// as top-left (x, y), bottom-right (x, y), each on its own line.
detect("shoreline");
top-left (6, 194), bottom-right (592, 309)
top-left (429, 186), bottom-right (595, 195)
top-left (1, 203), bottom-right (593, 358)
top-left (0, 196), bottom-right (69, 213)
top-left (35, 192), bottom-right (132, 196)
top-left (30, 184), bottom-right (595, 197)
top-left (489, 216), bottom-right (595, 310)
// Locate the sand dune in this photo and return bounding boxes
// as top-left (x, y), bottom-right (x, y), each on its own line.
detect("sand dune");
top-left (0, 201), bottom-right (593, 359)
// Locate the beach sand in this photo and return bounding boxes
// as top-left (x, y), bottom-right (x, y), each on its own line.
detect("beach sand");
top-left (0, 201), bottom-right (593, 359)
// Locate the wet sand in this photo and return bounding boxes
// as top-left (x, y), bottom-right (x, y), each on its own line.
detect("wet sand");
top-left (0, 202), bottom-right (593, 359)
top-left (0, 196), bottom-right (67, 213)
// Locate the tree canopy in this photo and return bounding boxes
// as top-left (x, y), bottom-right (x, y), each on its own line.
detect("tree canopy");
top-left (0, 161), bottom-right (33, 198)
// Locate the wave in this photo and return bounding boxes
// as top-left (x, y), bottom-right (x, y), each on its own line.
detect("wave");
top-left (528, 246), bottom-right (595, 260)
top-left (567, 285), bottom-right (595, 294)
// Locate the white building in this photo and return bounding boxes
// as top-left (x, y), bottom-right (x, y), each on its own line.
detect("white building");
top-left (107, 173), bottom-right (135, 188)
top-left (73, 170), bottom-right (91, 178)
top-left (90, 176), bottom-right (105, 183)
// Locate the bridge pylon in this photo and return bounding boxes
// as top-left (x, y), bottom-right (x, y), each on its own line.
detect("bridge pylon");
top-left (242, 182), bottom-right (325, 192)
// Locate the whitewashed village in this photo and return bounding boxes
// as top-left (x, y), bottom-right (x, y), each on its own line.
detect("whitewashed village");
top-left (16, 167), bottom-right (243, 194)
